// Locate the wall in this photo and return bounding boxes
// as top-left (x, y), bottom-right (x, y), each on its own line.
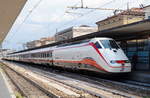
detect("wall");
top-left (123, 15), bottom-right (144, 24)
top-left (55, 30), bottom-right (73, 42)
top-left (144, 6), bottom-right (150, 19)
top-left (73, 27), bottom-right (97, 37)
top-left (97, 15), bottom-right (124, 31)
top-left (55, 26), bottom-right (97, 42)
top-left (97, 15), bottom-right (144, 31)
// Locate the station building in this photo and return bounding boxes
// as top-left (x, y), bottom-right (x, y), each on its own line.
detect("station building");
top-left (55, 25), bottom-right (97, 42)
top-left (96, 8), bottom-right (144, 31)
top-left (26, 37), bottom-right (55, 49)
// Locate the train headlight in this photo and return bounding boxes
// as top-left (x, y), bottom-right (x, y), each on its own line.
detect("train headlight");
top-left (110, 60), bottom-right (116, 64)
top-left (110, 60), bottom-right (128, 64)
top-left (116, 60), bottom-right (125, 64)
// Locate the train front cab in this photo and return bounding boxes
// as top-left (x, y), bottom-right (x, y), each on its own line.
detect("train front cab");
top-left (92, 38), bottom-right (131, 73)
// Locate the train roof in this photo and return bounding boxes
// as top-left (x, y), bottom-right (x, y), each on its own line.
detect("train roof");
top-left (93, 37), bottom-right (113, 40)
top-left (9, 38), bottom-right (92, 54)
top-left (9, 37), bottom-right (110, 55)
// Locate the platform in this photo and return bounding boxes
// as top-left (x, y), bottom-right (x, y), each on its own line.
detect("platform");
top-left (128, 71), bottom-right (150, 84)
top-left (0, 69), bottom-right (14, 98)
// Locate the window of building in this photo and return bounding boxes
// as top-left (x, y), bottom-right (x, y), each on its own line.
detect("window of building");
top-left (112, 20), bottom-right (115, 23)
top-left (107, 21), bottom-right (110, 24)
top-left (148, 16), bottom-right (150, 19)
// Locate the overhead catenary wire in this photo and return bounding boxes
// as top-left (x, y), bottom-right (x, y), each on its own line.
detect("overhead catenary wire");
top-left (4, 0), bottom-right (44, 49)
top-left (56, 0), bottom-right (146, 32)
top-left (15, 0), bottom-right (44, 34)
top-left (55, 0), bottom-right (117, 31)
top-left (46, 1), bottom-right (82, 34)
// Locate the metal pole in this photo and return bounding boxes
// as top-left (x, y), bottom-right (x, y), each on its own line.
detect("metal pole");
top-left (81, 0), bottom-right (83, 8)
top-left (127, 2), bottom-right (129, 10)
top-left (0, 43), bottom-right (3, 59)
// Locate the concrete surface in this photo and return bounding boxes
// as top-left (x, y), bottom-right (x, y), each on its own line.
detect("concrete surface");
top-left (129, 71), bottom-right (150, 83)
top-left (0, 70), bottom-right (12, 98)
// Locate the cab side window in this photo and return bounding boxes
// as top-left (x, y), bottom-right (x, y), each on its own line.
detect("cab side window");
top-left (95, 42), bottom-right (102, 49)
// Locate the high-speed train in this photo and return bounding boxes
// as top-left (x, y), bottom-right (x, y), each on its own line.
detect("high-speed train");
top-left (4, 38), bottom-right (131, 73)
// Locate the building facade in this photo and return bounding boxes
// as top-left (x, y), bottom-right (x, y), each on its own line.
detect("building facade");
top-left (143, 5), bottom-right (150, 19)
top-left (0, 49), bottom-right (16, 58)
top-left (26, 37), bottom-right (55, 49)
top-left (40, 37), bottom-right (55, 46)
top-left (26, 40), bottom-right (41, 49)
top-left (55, 26), bottom-right (97, 42)
top-left (96, 8), bottom-right (145, 31)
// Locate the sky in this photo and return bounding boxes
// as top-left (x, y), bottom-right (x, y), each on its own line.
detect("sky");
top-left (2, 0), bottom-right (150, 50)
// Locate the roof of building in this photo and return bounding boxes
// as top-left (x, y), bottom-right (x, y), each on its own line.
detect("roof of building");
top-left (56, 27), bottom-right (73, 35)
top-left (143, 5), bottom-right (150, 9)
top-left (56, 25), bottom-right (96, 35)
top-left (96, 8), bottom-right (144, 24)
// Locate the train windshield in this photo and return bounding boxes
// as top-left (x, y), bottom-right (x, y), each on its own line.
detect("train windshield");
top-left (100, 40), bottom-right (119, 49)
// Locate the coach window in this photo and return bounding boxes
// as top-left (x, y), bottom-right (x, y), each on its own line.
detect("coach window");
top-left (95, 42), bottom-right (102, 49)
top-left (36, 54), bottom-right (38, 58)
top-left (45, 53), bottom-right (47, 58)
top-left (46, 53), bottom-right (49, 57)
top-left (40, 54), bottom-right (42, 58)
top-left (41, 53), bottom-right (43, 58)
top-left (44, 53), bottom-right (46, 58)
top-left (42, 53), bottom-right (44, 58)
top-left (50, 52), bottom-right (52, 57)
top-left (43, 53), bottom-right (45, 58)
top-left (39, 53), bottom-right (41, 58)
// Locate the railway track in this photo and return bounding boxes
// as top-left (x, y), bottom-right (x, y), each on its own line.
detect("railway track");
top-left (120, 80), bottom-right (150, 88)
top-left (2, 64), bottom-right (60, 98)
top-left (2, 61), bottom-right (143, 98)
top-left (14, 61), bottom-right (149, 97)
top-left (24, 63), bottom-right (150, 97)
top-left (1, 61), bottom-right (99, 98)
top-left (58, 70), bottom-right (150, 97)
top-left (32, 68), bottom-right (150, 97)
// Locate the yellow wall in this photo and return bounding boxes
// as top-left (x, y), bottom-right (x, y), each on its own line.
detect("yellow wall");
top-left (123, 15), bottom-right (144, 24)
top-left (97, 15), bottom-right (144, 31)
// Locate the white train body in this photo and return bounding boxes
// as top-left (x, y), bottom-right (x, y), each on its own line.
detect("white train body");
top-left (4, 38), bottom-right (131, 73)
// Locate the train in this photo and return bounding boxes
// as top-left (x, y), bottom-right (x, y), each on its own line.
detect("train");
top-left (3, 38), bottom-right (131, 73)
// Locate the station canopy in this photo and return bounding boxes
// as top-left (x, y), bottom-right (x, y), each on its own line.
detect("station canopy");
top-left (0, 0), bottom-right (27, 43)
top-left (96, 19), bottom-right (150, 40)
top-left (14, 19), bottom-right (150, 54)
top-left (70, 19), bottom-right (150, 41)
